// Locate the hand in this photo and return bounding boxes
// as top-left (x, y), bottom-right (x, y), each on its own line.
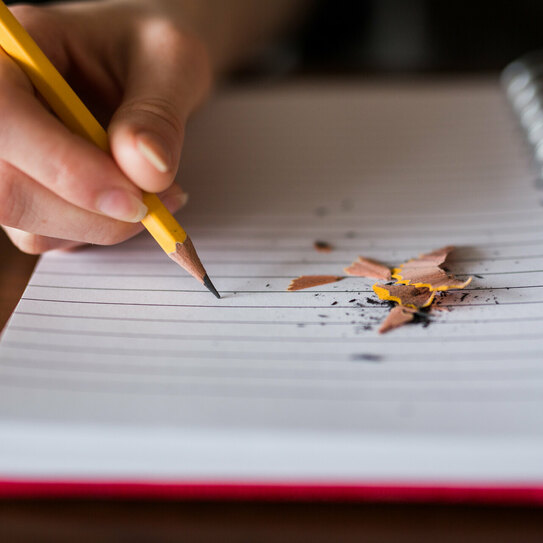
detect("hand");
top-left (0, 0), bottom-right (212, 253)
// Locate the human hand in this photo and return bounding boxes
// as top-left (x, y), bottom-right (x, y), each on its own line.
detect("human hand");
top-left (0, 0), bottom-right (212, 253)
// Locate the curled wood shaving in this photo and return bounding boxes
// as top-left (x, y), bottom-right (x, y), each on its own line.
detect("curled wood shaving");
top-left (379, 306), bottom-right (417, 334)
top-left (344, 257), bottom-right (391, 280)
top-left (287, 275), bottom-right (343, 291)
top-left (392, 246), bottom-right (472, 291)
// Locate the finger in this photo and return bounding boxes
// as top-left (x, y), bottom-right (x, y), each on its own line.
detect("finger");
top-left (2, 226), bottom-right (84, 255)
top-left (108, 20), bottom-right (211, 193)
top-left (3, 185), bottom-right (187, 255)
top-left (0, 158), bottom-right (142, 243)
top-left (0, 50), bottom-right (147, 223)
top-left (4, 185), bottom-right (188, 255)
top-left (0, 160), bottom-right (188, 251)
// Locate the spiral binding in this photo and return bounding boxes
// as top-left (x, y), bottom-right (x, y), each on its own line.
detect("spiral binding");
top-left (502, 52), bottom-right (543, 185)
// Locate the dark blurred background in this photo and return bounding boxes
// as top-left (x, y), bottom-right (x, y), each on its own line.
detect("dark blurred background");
top-left (296, 0), bottom-right (543, 73)
top-left (247, 0), bottom-right (543, 78)
top-left (14, 0), bottom-right (543, 75)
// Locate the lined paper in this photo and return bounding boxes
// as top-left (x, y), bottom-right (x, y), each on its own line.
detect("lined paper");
top-left (1, 81), bottom-right (543, 483)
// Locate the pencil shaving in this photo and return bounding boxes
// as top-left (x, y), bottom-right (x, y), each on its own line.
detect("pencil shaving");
top-left (373, 246), bottom-right (471, 333)
top-left (392, 268), bottom-right (472, 291)
top-left (392, 246), bottom-right (472, 291)
top-left (314, 241), bottom-right (333, 252)
top-left (379, 306), bottom-right (417, 334)
top-left (399, 245), bottom-right (454, 268)
top-left (344, 257), bottom-right (391, 280)
top-left (373, 283), bottom-right (435, 309)
top-left (288, 244), bottom-right (470, 333)
top-left (287, 275), bottom-right (343, 291)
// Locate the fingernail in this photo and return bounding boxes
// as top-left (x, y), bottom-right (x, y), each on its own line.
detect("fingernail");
top-left (96, 189), bottom-right (148, 222)
top-left (137, 133), bottom-right (170, 173)
top-left (163, 191), bottom-right (189, 211)
top-left (167, 183), bottom-right (189, 204)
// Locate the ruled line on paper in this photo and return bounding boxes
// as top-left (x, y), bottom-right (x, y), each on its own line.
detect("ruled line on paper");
top-left (2, 374), bottom-right (543, 403)
top-left (30, 253), bottom-right (543, 267)
top-left (4, 356), bottom-right (543, 379)
top-left (22, 284), bottom-right (543, 292)
top-left (70, 223), bottom-right (543, 236)
top-left (17, 298), bottom-right (543, 308)
top-left (1, 347), bottom-right (543, 375)
top-left (7, 324), bottom-right (543, 342)
top-left (28, 269), bottom-right (543, 277)
top-left (2, 357), bottom-right (543, 382)
top-left (12, 311), bottom-right (543, 325)
top-left (32, 254), bottom-right (543, 263)
top-left (32, 238), bottom-right (543, 257)
top-left (1, 81), bottom-right (543, 446)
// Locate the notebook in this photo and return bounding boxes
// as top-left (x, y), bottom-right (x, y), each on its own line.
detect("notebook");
top-left (1, 77), bottom-right (543, 503)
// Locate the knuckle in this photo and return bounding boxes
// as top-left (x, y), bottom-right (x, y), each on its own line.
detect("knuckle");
top-left (50, 145), bottom-right (80, 189)
top-left (141, 17), bottom-right (186, 55)
top-left (47, 142), bottom-right (97, 199)
top-left (119, 96), bottom-right (184, 139)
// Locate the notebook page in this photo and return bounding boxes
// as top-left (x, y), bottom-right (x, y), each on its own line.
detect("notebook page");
top-left (1, 80), bottom-right (543, 483)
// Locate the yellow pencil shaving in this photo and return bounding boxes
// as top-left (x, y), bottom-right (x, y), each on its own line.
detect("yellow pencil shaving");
top-left (391, 270), bottom-right (472, 292)
top-left (373, 283), bottom-right (435, 309)
top-left (391, 269), bottom-right (408, 283)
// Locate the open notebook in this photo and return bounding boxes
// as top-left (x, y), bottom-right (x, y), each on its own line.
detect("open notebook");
top-left (1, 80), bottom-right (543, 503)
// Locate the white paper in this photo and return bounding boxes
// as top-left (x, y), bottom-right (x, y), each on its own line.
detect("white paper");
top-left (1, 81), bottom-right (543, 483)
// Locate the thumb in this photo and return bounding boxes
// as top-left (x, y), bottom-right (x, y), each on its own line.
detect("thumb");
top-left (108, 27), bottom-right (211, 193)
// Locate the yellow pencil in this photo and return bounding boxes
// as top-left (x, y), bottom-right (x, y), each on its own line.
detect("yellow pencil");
top-left (0, 1), bottom-right (220, 298)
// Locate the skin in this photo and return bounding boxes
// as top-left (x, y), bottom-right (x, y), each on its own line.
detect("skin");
top-left (0, 0), bottom-right (307, 254)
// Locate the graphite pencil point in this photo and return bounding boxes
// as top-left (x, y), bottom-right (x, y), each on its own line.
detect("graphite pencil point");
top-left (168, 237), bottom-right (220, 298)
top-left (203, 274), bottom-right (221, 299)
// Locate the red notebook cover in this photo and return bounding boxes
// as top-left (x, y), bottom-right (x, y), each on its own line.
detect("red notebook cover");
top-left (2, 478), bottom-right (543, 505)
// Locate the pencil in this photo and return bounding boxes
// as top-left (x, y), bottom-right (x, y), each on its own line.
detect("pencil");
top-left (0, 1), bottom-right (220, 299)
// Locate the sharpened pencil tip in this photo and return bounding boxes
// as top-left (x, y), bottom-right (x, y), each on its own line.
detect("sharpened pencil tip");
top-left (203, 274), bottom-right (221, 299)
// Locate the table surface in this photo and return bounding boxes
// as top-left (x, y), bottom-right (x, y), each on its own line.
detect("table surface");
top-left (1, 230), bottom-right (543, 542)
